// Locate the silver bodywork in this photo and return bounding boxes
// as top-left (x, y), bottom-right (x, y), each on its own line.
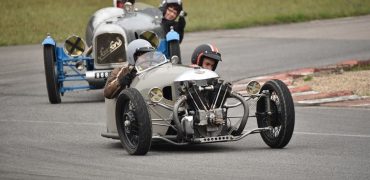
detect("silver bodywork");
top-left (103, 62), bottom-right (217, 138)
top-left (102, 52), bottom-right (295, 155)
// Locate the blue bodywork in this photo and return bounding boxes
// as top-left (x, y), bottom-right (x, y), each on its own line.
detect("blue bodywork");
top-left (157, 29), bottom-right (180, 58)
top-left (42, 36), bottom-right (96, 94)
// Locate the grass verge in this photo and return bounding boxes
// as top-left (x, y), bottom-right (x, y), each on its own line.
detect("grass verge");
top-left (1, 0), bottom-right (370, 46)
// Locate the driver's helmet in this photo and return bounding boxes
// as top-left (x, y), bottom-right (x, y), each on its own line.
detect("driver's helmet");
top-left (160, 0), bottom-right (183, 16)
top-left (191, 44), bottom-right (222, 71)
top-left (127, 39), bottom-right (155, 65)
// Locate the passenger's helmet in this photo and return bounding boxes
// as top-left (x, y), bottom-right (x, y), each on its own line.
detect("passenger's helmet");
top-left (160, 0), bottom-right (183, 16)
top-left (127, 39), bottom-right (155, 65)
top-left (191, 44), bottom-right (222, 71)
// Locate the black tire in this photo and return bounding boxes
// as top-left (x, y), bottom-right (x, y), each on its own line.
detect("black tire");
top-left (256, 79), bottom-right (295, 148)
top-left (43, 45), bottom-right (61, 104)
top-left (168, 40), bottom-right (181, 64)
top-left (116, 88), bottom-right (152, 155)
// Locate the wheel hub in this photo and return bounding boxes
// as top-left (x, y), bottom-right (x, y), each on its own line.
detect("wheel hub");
top-left (123, 111), bottom-right (135, 133)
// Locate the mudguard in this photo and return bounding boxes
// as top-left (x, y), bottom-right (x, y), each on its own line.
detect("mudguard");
top-left (42, 36), bottom-right (56, 46)
top-left (166, 29), bottom-right (180, 41)
top-left (157, 29), bottom-right (180, 58)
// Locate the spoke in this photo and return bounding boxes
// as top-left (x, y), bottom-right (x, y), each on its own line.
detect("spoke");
top-left (130, 135), bottom-right (139, 145)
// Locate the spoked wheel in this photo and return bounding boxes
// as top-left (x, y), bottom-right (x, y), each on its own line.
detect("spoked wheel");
top-left (224, 92), bottom-right (249, 136)
top-left (256, 79), bottom-right (295, 148)
top-left (43, 45), bottom-right (61, 104)
top-left (116, 88), bottom-right (152, 155)
top-left (168, 40), bottom-right (181, 64)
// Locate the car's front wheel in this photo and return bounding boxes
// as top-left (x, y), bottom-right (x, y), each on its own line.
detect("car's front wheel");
top-left (256, 79), bottom-right (295, 148)
top-left (116, 88), bottom-right (152, 155)
top-left (43, 45), bottom-right (61, 104)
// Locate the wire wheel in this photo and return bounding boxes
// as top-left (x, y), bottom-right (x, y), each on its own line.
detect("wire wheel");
top-left (116, 88), bottom-right (152, 155)
top-left (257, 79), bottom-right (295, 148)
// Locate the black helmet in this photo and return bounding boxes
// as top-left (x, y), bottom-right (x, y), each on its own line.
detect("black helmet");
top-left (160, 0), bottom-right (183, 15)
top-left (191, 44), bottom-right (222, 71)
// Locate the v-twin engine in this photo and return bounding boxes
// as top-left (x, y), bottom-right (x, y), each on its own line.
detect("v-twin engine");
top-left (180, 79), bottom-right (232, 138)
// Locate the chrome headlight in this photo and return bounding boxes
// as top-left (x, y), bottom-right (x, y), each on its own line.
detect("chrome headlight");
top-left (246, 81), bottom-right (261, 95)
top-left (148, 87), bottom-right (163, 103)
top-left (63, 35), bottom-right (86, 57)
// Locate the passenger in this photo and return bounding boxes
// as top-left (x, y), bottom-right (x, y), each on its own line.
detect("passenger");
top-left (191, 44), bottom-right (222, 71)
top-left (113, 0), bottom-right (135, 8)
top-left (160, 0), bottom-right (186, 43)
top-left (104, 39), bottom-right (155, 99)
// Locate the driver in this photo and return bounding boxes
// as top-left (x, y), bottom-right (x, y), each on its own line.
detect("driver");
top-left (104, 39), bottom-right (155, 99)
top-left (160, 0), bottom-right (186, 43)
top-left (191, 44), bottom-right (222, 71)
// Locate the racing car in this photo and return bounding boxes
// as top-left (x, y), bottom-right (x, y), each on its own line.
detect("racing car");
top-left (103, 51), bottom-right (295, 155)
top-left (42, 2), bottom-right (181, 104)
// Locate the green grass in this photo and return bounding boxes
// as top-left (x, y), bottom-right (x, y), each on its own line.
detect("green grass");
top-left (1, 0), bottom-right (370, 46)
top-left (347, 63), bottom-right (370, 72)
top-left (303, 75), bottom-right (313, 82)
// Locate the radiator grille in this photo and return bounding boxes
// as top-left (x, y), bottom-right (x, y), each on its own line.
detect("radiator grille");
top-left (95, 33), bottom-right (126, 65)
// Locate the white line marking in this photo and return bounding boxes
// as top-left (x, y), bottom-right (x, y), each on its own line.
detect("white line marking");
top-left (295, 131), bottom-right (370, 138)
top-left (297, 95), bottom-right (362, 104)
top-left (292, 91), bottom-right (319, 96)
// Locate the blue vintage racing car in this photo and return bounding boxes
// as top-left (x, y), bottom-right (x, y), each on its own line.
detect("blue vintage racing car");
top-left (42, 2), bottom-right (182, 104)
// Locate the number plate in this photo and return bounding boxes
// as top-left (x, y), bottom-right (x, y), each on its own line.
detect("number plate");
top-left (95, 71), bottom-right (111, 79)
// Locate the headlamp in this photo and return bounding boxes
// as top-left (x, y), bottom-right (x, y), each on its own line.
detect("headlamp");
top-left (148, 87), bottom-right (163, 103)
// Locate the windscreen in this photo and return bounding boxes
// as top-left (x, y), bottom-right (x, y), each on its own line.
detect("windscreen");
top-left (135, 51), bottom-right (168, 73)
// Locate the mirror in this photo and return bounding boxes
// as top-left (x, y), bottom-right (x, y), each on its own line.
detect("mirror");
top-left (246, 80), bottom-right (261, 95)
top-left (64, 35), bottom-right (86, 57)
top-left (139, 31), bottom-right (159, 48)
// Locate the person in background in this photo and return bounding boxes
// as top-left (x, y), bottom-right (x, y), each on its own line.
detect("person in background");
top-left (160, 0), bottom-right (186, 43)
top-left (113, 0), bottom-right (135, 8)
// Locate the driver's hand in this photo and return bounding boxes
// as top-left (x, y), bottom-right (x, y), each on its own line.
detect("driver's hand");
top-left (119, 68), bottom-right (137, 87)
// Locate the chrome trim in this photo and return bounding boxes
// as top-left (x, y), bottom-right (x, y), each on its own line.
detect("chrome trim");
top-left (152, 135), bottom-right (190, 145)
top-left (193, 127), bottom-right (272, 143)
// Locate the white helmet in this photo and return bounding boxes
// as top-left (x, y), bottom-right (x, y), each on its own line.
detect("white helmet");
top-left (127, 39), bottom-right (155, 65)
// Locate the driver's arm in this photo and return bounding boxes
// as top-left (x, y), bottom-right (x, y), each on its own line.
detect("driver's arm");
top-left (103, 66), bottom-right (131, 99)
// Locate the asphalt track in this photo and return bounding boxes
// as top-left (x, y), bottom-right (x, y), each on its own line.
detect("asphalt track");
top-left (1, 15), bottom-right (370, 179)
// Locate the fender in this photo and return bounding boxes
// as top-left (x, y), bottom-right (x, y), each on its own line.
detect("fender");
top-left (157, 29), bottom-right (180, 58)
top-left (42, 35), bottom-right (56, 46)
top-left (166, 29), bottom-right (180, 42)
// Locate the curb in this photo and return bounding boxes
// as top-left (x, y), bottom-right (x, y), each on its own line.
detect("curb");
top-left (233, 59), bottom-right (370, 108)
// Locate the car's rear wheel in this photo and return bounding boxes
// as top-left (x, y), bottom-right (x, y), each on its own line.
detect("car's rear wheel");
top-left (116, 88), bottom-right (152, 155)
top-left (43, 45), bottom-right (61, 104)
top-left (168, 40), bottom-right (181, 64)
top-left (256, 79), bottom-right (295, 148)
